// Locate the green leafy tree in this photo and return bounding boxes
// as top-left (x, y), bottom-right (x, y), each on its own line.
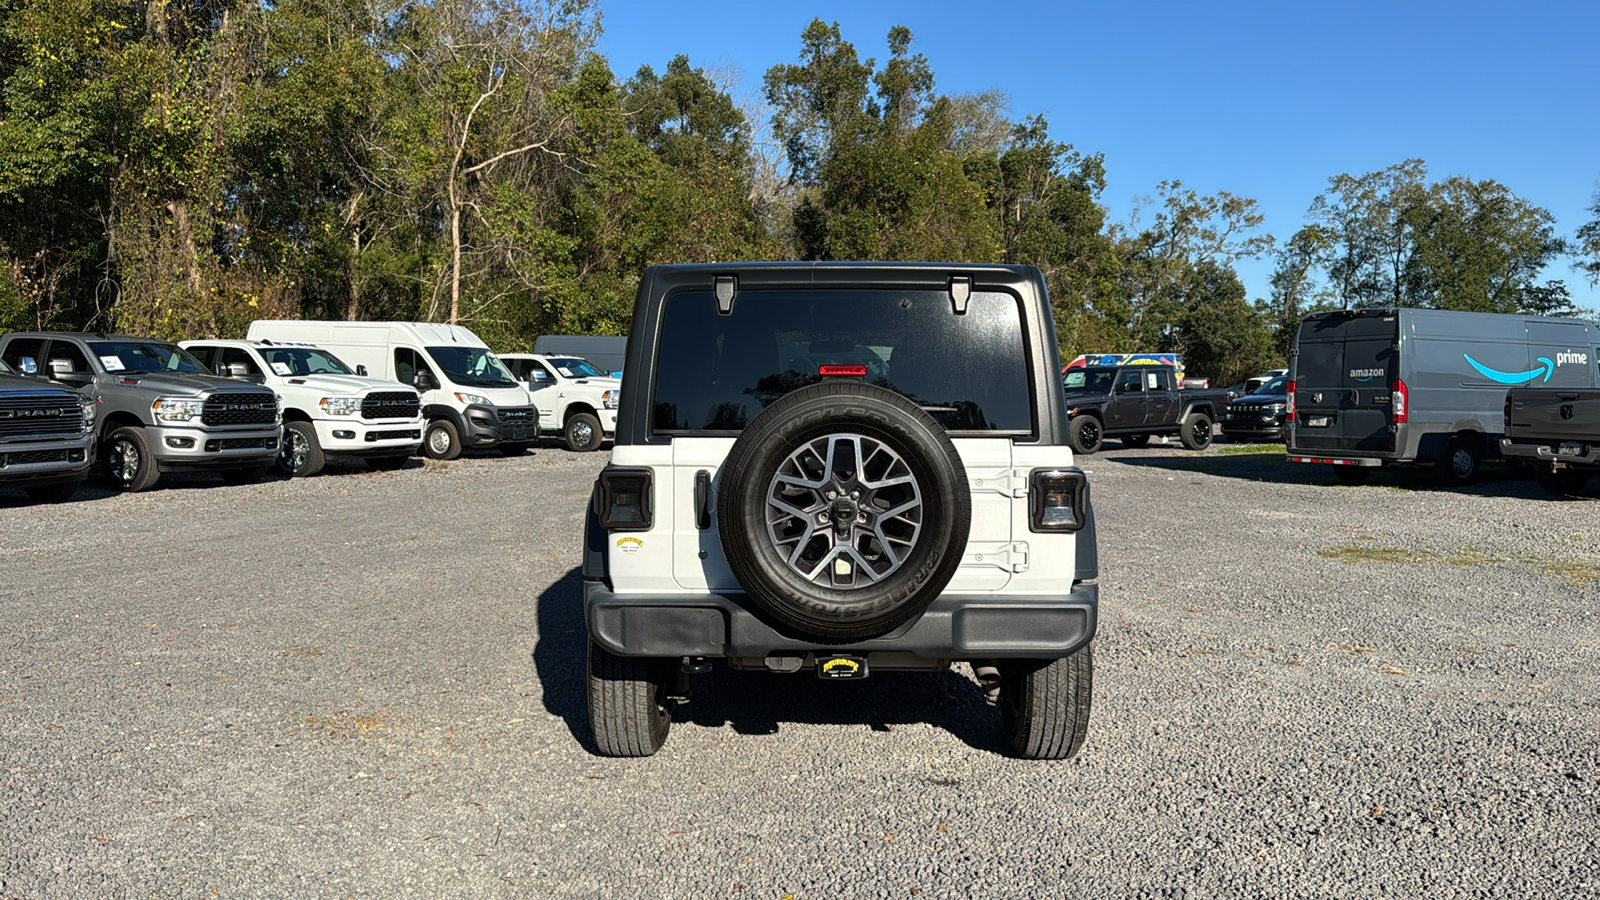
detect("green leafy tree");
top-left (1571, 187), bottom-right (1600, 288)
top-left (1402, 175), bottom-right (1570, 314)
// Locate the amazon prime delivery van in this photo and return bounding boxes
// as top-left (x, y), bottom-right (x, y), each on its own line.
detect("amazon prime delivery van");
top-left (1287, 308), bottom-right (1600, 485)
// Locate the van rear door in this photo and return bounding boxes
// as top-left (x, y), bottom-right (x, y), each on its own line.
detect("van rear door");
top-left (1292, 311), bottom-right (1398, 453)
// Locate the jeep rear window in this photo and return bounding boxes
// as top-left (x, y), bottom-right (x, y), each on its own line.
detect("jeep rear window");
top-left (652, 289), bottom-right (1033, 433)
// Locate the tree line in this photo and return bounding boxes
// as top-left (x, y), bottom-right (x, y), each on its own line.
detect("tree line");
top-left (2, 3), bottom-right (1597, 385)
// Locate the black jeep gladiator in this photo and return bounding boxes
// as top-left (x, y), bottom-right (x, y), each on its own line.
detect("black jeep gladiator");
top-left (1061, 363), bottom-right (1230, 453)
top-left (583, 262), bottom-right (1098, 759)
top-left (1501, 388), bottom-right (1598, 495)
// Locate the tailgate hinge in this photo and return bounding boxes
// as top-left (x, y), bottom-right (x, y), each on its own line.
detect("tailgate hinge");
top-left (963, 541), bottom-right (1030, 574)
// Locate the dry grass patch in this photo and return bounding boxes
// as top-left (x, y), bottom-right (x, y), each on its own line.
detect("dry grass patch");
top-left (1319, 545), bottom-right (1439, 564)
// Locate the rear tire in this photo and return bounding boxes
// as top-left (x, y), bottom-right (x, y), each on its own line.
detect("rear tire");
top-left (424, 419), bottom-right (462, 460)
top-left (1000, 645), bottom-right (1093, 760)
top-left (1435, 435), bottom-right (1481, 486)
top-left (1533, 465), bottom-right (1592, 497)
top-left (1120, 434), bottom-right (1150, 449)
top-left (1068, 415), bottom-right (1102, 455)
top-left (565, 412), bottom-right (603, 452)
top-left (24, 481), bottom-right (79, 503)
top-left (1179, 413), bottom-right (1213, 450)
top-left (586, 641), bottom-right (671, 757)
top-left (1332, 465), bottom-right (1372, 485)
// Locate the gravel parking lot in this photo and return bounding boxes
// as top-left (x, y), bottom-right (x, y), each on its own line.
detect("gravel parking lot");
top-left (3, 442), bottom-right (1598, 898)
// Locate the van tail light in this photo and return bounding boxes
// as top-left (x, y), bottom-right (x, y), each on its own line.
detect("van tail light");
top-left (1286, 380), bottom-right (1296, 422)
top-left (597, 468), bottom-right (653, 531)
top-left (1392, 379), bottom-right (1409, 424)
top-left (1028, 469), bottom-right (1087, 533)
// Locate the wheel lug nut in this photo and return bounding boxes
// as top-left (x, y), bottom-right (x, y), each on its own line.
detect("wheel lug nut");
top-left (850, 490), bottom-right (860, 499)
top-left (825, 491), bottom-right (837, 500)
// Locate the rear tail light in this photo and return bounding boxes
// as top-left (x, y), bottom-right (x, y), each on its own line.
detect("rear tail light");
top-left (1028, 469), bottom-right (1087, 532)
top-left (597, 468), bottom-right (653, 530)
top-left (1392, 378), bottom-right (1409, 424)
top-left (819, 365), bottom-right (868, 377)
top-left (1286, 380), bottom-right (1296, 422)
top-left (1503, 392), bottom-right (1511, 429)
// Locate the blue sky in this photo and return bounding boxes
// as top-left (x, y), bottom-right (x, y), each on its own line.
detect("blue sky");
top-left (595, 0), bottom-right (1599, 311)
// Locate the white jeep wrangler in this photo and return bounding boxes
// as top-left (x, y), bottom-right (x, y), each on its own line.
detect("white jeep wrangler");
top-left (582, 263), bottom-right (1098, 759)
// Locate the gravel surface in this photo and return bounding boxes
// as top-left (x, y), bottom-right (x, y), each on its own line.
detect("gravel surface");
top-left (3, 443), bottom-right (1598, 898)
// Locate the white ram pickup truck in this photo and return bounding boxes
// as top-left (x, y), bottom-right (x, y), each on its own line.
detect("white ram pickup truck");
top-left (181, 339), bottom-right (424, 476)
top-left (498, 353), bottom-right (620, 451)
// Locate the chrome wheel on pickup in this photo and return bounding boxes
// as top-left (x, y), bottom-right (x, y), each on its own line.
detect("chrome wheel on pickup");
top-left (105, 426), bottom-right (160, 492)
top-left (277, 420), bottom-right (325, 477)
top-left (766, 434), bottom-right (923, 588)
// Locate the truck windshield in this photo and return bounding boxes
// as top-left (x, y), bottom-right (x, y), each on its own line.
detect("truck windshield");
top-left (547, 357), bottom-right (604, 378)
top-left (652, 288), bottom-right (1032, 433)
top-left (260, 347), bottom-right (354, 376)
top-left (1063, 368), bottom-right (1117, 392)
top-left (88, 341), bottom-right (209, 374)
top-left (426, 347), bottom-right (516, 387)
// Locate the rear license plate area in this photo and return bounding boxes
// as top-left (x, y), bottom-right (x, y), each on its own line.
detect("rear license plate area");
top-left (1305, 416), bottom-right (1330, 427)
top-left (1559, 442), bottom-right (1587, 457)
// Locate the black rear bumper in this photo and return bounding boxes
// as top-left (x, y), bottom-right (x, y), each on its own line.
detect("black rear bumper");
top-left (583, 580), bottom-right (1098, 661)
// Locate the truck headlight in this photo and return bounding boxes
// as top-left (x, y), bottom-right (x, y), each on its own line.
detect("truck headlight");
top-left (454, 391), bottom-right (490, 406)
top-left (602, 390), bottom-right (619, 410)
top-left (319, 396), bottom-right (362, 417)
top-left (80, 398), bottom-right (97, 433)
top-left (152, 398), bottom-right (205, 423)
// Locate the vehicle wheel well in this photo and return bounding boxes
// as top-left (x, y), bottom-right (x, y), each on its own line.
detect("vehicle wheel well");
top-left (564, 403), bottom-right (597, 424)
top-left (282, 408), bottom-right (313, 423)
top-left (99, 411), bottom-right (143, 438)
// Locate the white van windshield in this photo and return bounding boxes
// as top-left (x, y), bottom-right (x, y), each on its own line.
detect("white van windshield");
top-left (426, 347), bottom-right (516, 387)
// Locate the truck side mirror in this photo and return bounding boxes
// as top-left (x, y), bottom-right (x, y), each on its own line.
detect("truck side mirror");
top-left (530, 370), bottom-right (551, 384)
top-left (356, 365), bottom-right (368, 376)
top-left (226, 363), bottom-right (251, 377)
top-left (18, 356), bottom-right (36, 375)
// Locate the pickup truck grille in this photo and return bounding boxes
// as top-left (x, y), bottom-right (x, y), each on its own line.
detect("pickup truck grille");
top-left (1, 448), bottom-right (79, 466)
top-left (362, 391), bottom-right (420, 420)
top-left (202, 392), bottom-right (277, 426)
top-left (0, 394), bottom-right (84, 438)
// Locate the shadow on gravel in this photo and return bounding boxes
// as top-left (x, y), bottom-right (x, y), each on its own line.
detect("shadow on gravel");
top-left (533, 568), bottom-right (599, 754)
top-left (1108, 449), bottom-right (1568, 499)
top-left (531, 567), bottom-right (1007, 755)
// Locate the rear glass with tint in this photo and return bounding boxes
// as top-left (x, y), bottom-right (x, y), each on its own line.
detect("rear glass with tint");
top-left (652, 289), bottom-right (1033, 433)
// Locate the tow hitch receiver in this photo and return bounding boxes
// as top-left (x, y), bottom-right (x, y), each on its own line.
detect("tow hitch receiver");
top-left (817, 655), bottom-right (869, 680)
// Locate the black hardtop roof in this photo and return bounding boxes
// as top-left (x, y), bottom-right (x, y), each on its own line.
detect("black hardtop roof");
top-left (641, 260), bottom-right (1043, 291)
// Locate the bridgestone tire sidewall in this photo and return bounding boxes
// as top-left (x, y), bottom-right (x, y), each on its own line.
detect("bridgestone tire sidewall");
top-left (716, 382), bottom-right (972, 640)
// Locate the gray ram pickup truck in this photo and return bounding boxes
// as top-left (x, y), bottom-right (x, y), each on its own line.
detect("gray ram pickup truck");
top-left (0, 357), bottom-right (96, 502)
top-left (0, 332), bottom-right (281, 492)
top-left (1501, 386), bottom-right (1599, 496)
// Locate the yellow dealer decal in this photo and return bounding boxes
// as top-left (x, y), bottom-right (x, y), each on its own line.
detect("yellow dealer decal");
top-left (616, 537), bottom-right (643, 554)
top-left (821, 658), bottom-right (861, 676)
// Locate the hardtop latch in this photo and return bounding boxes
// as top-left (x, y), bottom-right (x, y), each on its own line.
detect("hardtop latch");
top-left (949, 276), bottom-right (971, 315)
top-left (714, 275), bottom-right (737, 315)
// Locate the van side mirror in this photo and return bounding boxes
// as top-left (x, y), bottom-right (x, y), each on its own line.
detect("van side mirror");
top-left (414, 369), bottom-right (438, 391)
top-left (356, 364), bottom-right (368, 376)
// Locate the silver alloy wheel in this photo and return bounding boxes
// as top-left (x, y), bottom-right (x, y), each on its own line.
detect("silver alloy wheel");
top-left (572, 419), bottom-right (595, 446)
top-left (428, 426), bottom-right (452, 455)
top-left (281, 428), bottom-right (309, 473)
top-left (764, 433), bottom-right (922, 589)
top-left (111, 439), bottom-right (140, 487)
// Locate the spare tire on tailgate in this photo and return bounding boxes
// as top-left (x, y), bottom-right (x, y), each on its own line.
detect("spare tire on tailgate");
top-left (716, 381), bottom-right (971, 640)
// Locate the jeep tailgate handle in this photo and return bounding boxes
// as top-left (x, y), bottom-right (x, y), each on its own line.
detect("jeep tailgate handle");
top-left (694, 470), bottom-right (712, 530)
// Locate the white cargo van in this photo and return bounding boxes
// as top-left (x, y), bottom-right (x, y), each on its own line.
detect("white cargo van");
top-left (181, 338), bottom-right (424, 476)
top-left (245, 321), bottom-right (539, 459)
